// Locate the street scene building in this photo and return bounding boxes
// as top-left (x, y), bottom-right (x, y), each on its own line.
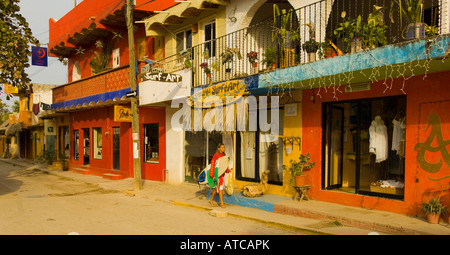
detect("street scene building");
top-left (3, 0), bottom-right (449, 224)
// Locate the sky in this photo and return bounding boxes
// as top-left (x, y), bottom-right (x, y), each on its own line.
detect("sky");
top-left (1, 0), bottom-right (79, 108)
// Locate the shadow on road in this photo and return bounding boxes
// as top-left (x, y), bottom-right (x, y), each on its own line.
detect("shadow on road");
top-left (0, 161), bottom-right (24, 197)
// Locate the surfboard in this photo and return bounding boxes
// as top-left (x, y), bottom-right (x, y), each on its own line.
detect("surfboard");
top-left (198, 156), bottom-right (231, 187)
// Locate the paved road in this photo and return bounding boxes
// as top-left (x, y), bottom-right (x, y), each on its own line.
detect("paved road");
top-left (0, 161), bottom-right (303, 235)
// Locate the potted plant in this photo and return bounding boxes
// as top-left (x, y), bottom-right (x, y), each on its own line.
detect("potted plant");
top-left (247, 51), bottom-right (258, 73)
top-left (302, 23), bottom-right (321, 62)
top-left (200, 62), bottom-right (211, 77)
top-left (389, 0), bottom-right (424, 39)
top-left (272, 4), bottom-right (294, 48)
top-left (261, 47), bottom-right (277, 70)
top-left (334, 12), bottom-right (364, 53)
top-left (220, 47), bottom-right (242, 75)
top-left (421, 197), bottom-right (447, 224)
top-left (180, 49), bottom-right (192, 69)
top-left (363, 5), bottom-right (388, 49)
top-left (285, 153), bottom-right (315, 186)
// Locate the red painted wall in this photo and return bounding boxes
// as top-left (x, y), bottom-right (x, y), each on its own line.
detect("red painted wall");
top-left (302, 71), bottom-right (450, 216)
top-left (138, 107), bottom-right (166, 181)
top-left (70, 106), bottom-right (132, 177)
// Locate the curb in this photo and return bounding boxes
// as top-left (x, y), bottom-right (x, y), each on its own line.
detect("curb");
top-left (172, 201), bottom-right (331, 235)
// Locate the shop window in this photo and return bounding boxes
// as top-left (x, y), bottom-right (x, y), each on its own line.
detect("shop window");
top-left (144, 123), bottom-right (159, 163)
top-left (184, 131), bottom-right (224, 183)
top-left (93, 127), bottom-right (102, 160)
top-left (236, 108), bottom-right (284, 184)
top-left (322, 96), bottom-right (406, 200)
top-left (74, 130), bottom-right (79, 161)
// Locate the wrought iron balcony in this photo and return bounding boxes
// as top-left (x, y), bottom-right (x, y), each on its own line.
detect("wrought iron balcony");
top-left (146, 0), bottom-right (444, 88)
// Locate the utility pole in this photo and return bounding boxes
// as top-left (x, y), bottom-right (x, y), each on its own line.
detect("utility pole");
top-left (125, 0), bottom-right (142, 190)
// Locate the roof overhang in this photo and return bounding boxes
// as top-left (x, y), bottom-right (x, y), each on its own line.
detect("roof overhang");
top-left (145, 0), bottom-right (230, 37)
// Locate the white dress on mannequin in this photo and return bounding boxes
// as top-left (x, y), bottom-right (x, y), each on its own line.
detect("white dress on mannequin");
top-left (369, 116), bottom-right (388, 163)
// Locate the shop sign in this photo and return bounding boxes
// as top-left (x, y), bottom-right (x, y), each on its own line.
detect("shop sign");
top-left (114, 105), bottom-right (132, 122)
top-left (3, 84), bottom-right (18, 94)
top-left (188, 80), bottom-right (246, 108)
top-left (141, 72), bottom-right (182, 83)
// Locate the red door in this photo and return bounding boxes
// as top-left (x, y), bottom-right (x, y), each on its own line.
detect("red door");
top-left (139, 107), bottom-right (166, 181)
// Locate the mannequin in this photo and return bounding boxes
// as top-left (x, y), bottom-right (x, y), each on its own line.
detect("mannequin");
top-left (369, 116), bottom-right (388, 163)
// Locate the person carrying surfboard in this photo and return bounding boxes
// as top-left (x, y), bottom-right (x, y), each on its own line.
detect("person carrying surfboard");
top-left (209, 143), bottom-right (231, 208)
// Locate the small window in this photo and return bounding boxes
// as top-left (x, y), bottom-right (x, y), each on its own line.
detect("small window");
top-left (144, 123), bottom-right (159, 163)
top-left (204, 21), bottom-right (216, 57)
top-left (93, 128), bottom-right (102, 159)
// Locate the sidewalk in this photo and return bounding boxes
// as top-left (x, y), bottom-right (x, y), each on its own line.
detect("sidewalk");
top-left (2, 158), bottom-right (450, 235)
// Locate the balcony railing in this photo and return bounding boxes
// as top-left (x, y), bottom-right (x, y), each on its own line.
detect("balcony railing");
top-left (148, 0), bottom-right (443, 88)
top-left (53, 65), bottom-right (130, 104)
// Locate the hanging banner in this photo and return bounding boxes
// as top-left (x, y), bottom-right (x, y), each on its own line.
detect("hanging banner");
top-left (114, 105), bottom-right (132, 122)
top-left (31, 46), bottom-right (48, 67)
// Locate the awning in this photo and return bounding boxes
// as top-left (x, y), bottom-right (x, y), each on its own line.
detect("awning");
top-left (5, 122), bottom-right (22, 137)
top-left (145, 0), bottom-right (229, 36)
top-left (51, 87), bottom-right (133, 112)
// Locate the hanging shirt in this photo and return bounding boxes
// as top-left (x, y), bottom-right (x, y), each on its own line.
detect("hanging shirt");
top-left (392, 117), bottom-right (406, 155)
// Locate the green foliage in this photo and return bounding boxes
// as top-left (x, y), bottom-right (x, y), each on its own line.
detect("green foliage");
top-left (0, 0), bottom-right (39, 94)
top-left (334, 6), bottom-right (387, 52)
top-left (284, 153), bottom-right (315, 178)
top-left (220, 47), bottom-right (242, 65)
top-left (389, 0), bottom-right (423, 27)
top-left (421, 197), bottom-right (448, 215)
top-left (272, 4), bottom-right (294, 47)
top-left (425, 24), bottom-right (439, 37)
top-left (89, 41), bottom-right (112, 74)
top-left (261, 47), bottom-right (277, 68)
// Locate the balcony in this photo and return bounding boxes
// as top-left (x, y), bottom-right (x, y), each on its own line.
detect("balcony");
top-left (51, 65), bottom-right (132, 111)
top-left (147, 0), bottom-right (447, 89)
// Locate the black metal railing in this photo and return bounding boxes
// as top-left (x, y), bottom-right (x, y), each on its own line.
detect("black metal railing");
top-left (147, 0), bottom-right (443, 88)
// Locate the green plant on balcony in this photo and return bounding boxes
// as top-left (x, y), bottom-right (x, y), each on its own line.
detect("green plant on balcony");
top-left (90, 42), bottom-right (112, 74)
top-left (261, 47), bottom-right (277, 69)
top-left (220, 47), bottom-right (242, 72)
top-left (363, 5), bottom-right (388, 49)
top-left (200, 62), bottom-right (211, 77)
top-left (389, 0), bottom-right (424, 39)
top-left (302, 23), bottom-right (320, 53)
top-left (272, 4), bottom-right (294, 48)
top-left (334, 12), bottom-right (364, 53)
top-left (180, 49), bottom-right (192, 69)
top-left (425, 24), bottom-right (439, 37)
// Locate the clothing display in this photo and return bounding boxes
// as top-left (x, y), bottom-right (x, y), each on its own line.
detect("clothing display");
top-left (392, 117), bottom-right (406, 157)
top-left (369, 116), bottom-right (388, 163)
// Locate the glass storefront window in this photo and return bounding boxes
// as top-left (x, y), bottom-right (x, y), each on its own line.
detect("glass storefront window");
top-left (93, 127), bottom-right (102, 160)
top-left (144, 123), bottom-right (159, 163)
top-left (323, 96), bottom-right (406, 199)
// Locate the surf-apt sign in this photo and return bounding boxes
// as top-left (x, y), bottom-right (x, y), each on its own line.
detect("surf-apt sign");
top-left (188, 79), bottom-right (246, 108)
top-left (141, 72), bottom-right (182, 83)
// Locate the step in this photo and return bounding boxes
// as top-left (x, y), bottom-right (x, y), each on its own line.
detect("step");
top-left (72, 167), bottom-right (91, 175)
top-left (102, 173), bottom-right (123, 180)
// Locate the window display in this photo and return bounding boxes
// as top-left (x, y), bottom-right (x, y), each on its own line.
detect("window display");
top-left (323, 96), bottom-right (406, 199)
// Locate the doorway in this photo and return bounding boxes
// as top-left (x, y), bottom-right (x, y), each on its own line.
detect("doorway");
top-left (82, 128), bottom-right (90, 165)
top-left (113, 127), bottom-right (120, 170)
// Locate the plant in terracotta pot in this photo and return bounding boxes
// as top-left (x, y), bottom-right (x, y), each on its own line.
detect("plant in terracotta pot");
top-left (421, 197), bottom-right (447, 224)
top-left (285, 153), bottom-right (315, 186)
top-left (261, 47), bottom-right (277, 70)
top-left (200, 62), bottom-right (211, 77)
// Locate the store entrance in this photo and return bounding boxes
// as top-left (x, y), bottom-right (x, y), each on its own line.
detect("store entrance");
top-left (322, 96), bottom-right (406, 199)
top-left (184, 131), bottom-right (223, 183)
